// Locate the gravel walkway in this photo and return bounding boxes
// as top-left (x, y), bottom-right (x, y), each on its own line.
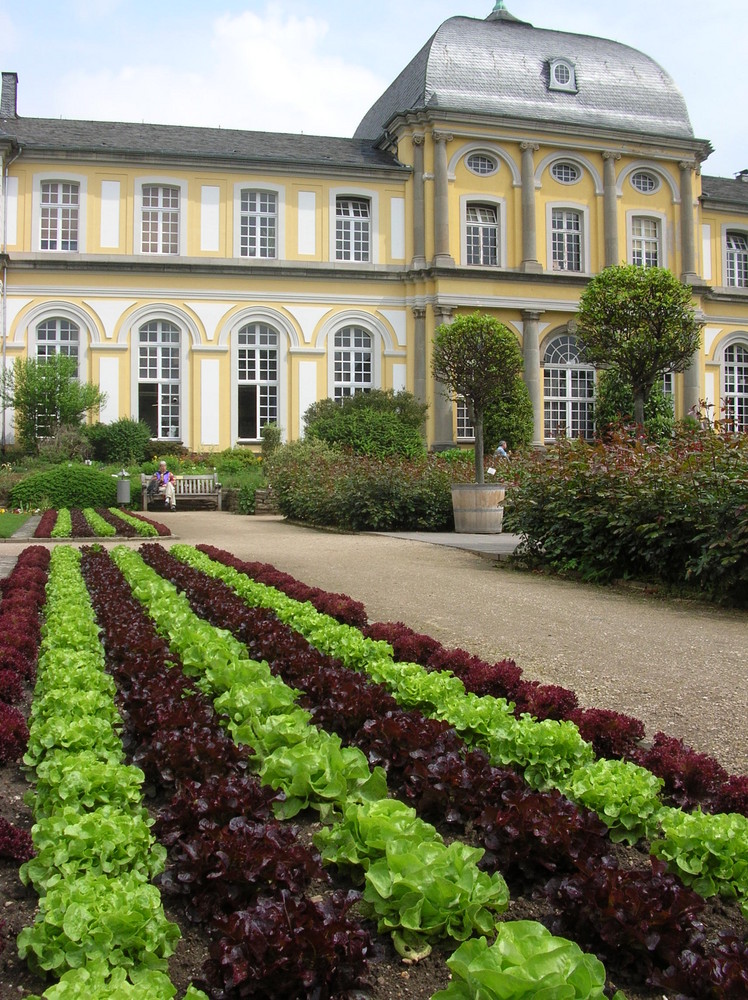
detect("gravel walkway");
top-left (3, 512), bottom-right (746, 774)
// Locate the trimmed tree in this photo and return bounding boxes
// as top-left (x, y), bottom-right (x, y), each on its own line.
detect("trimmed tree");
top-left (576, 265), bottom-right (701, 426)
top-left (432, 312), bottom-right (524, 484)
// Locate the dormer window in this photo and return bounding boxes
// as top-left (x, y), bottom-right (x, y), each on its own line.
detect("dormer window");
top-left (549, 58), bottom-right (577, 93)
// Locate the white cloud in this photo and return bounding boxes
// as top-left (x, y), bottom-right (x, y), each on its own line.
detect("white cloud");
top-left (47, 5), bottom-right (387, 136)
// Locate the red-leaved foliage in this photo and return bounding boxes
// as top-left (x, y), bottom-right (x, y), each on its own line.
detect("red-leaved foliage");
top-left (33, 509), bottom-right (58, 537)
top-left (632, 732), bottom-right (731, 811)
top-left (0, 816), bottom-right (33, 863)
top-left (568, 708), bottom-right (646, 760)
top-left (0, 702), bottom-right (29, 763)
top-left (0, 669), bottom-right (24, 705)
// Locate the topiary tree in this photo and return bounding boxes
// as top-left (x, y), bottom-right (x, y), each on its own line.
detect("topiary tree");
top-left (431, 312), bottom-right (524, 483)
top-left (484, 377), bottom-right (534, 454)
top-left (576, 265), bottom-right (701, 427)
top-left (594, 369), bottom-right (675, 442)
top-left (1, 354), bottom-right (106, 454)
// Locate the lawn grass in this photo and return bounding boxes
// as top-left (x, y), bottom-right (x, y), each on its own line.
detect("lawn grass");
top-left (0, 512), bottom-right (31, 538)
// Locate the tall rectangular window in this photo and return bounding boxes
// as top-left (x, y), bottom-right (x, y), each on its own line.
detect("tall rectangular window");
top-left (138, 321), bottom-right (181, 438)
top-left (240, 191), bottom-right (277, 258)
top-left (551, 209), bottom-right (581, 271)
top-left (336, 198), bottom-right (370, 262)
top-left (237, 323), bottom-right (278, 439)
top-left (725, 232), bottom-right (748, 287)
top-left (40, 182), bottom-right (79, 251)
top-left (141, 185), bottom-right (180, 254)
top-left (631, 216), bottom-right (660, 268)
top-left (466, 204), bottom-right (498, 266)
top-left (334, 327), bottom-right (372, 399)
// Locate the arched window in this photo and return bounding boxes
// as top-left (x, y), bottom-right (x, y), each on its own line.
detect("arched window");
top-left (236, 323), bottom-right (279, 440)
top-left (725, 232), bottom-right (748, 287)
top-left (138, 320), bottom-right (181, 439)
top-left (723, 343), bottom-right (748, 432)
top-left (544, 334), bottom-right (595, 440)
top-left (36, 318), bottom-right (79, 377)
top-left (334, 327), bottom-right (372, 399)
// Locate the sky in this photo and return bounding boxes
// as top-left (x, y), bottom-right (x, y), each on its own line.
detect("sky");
top-left (0, 0), bottom-right (744, 178)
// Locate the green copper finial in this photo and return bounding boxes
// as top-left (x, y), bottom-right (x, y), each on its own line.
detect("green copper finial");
top-left (492, 0), bottom-right (507, 10)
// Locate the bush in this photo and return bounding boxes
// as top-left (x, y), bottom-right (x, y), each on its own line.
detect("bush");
top-left (505, 427), bottom-right (748, 605)
top-left (594, 370), bottom-right (675, 442)
top-left (9, 464), bottom-right (117, 509)
top-left (37, 426), bottom-right (92, 462)
top-left (483, 377), bottom-right (534, 453)
top-left (304, 390), bottom-right (427, 459)
top-left (260, 423), bottom-right (282, 461)
top-left (266, 439), bottom-right (473, 531)
top-left (85, 418), bottom-right (152, 464)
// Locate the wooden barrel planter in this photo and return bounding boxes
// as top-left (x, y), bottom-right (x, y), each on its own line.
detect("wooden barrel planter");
top-left (450, 483), bottom-right (505, 534)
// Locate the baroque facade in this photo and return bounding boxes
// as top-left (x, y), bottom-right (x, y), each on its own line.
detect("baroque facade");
top-left (1, 3), bottom-right (747, 451)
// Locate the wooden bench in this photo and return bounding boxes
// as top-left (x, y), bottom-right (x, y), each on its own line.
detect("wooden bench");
top-left (140, 473), bottom-right (222, 512)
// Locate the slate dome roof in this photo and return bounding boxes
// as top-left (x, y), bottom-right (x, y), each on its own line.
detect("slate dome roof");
top-left (354, 11), bottom-right (693, 142)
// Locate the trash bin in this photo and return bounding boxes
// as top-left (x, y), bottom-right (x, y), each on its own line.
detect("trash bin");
top-left (116, 470), bottom-right (130, 505)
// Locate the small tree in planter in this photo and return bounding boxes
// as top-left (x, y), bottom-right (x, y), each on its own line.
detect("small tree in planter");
top-left (432, 312), bottom-right (524, 483)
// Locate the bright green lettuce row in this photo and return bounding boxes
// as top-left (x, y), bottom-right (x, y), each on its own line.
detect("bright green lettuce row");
top-left (50, 508), bottom-right (72, 537)
top-left (432, 922), bottom-right (626, 1000)
top-left (26, 960), bottom-right (208, 1000)
top-left (107, 507), bottom-right (159, 537)
top-left (24, 714), bottom-right (125, 770)
top-left (227, 704), bottom-right (313, 756)
top-left (29, 687), bottom-right (121, 730)
top-left (21, 805), bottom-right (165, 894)
top-left (651, 806), bottom-right (748, 913)
top-left (30, 750), bottom-right (147, 819)
top-left (82, 508), bottom-right (117, 536)
top-left (562, 759), bottom-right (665, 844)
top-left (33, 649), bottom-right (116, 697)
top-left (17, 870), bottom-right (181, 976)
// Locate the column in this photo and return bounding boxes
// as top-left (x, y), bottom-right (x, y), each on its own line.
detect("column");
top-left (602, 152), bottom-right (620, 268)
top-left (411, 135), bottom-right (427, 269)
top-left (520, 142), bottom-right (542, 273)
top-left (521, 309), bottom-right (544, 447)
top-left (431, 305), bottom-right (456, 449)
top-left (432, 131), bottom-right (455, 267)
top-left (413, 306), bottom-right (427, 407)
top-left (679, 160), bottom-right (698, 283)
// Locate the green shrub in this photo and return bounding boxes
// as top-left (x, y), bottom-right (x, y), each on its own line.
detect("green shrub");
top-left (85, 418), bottom-right (152, 464)
top-left (10, 464), bottom-right (117, 509)
top-left (483, 377), bottom-right (534, 453)
top-left (260, 423), bottom-right (282, 461)
top-left (304, 390), bottom-right (427, 459)
top-left (594, 369), bottom-right (675, 442)
top-left (266, 439), bottom-right (472, 531)
top-left (504, 428), bottom-right (748, 605)
top-left (37, 426), bottom-right (92, 463)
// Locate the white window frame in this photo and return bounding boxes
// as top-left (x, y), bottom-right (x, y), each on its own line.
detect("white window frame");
top-left (235, 322), bottom-right (280, 442)
top-left (550, 161), bottom-right (581, 185)
top-left (630, 171), bottom-right (660, 195)
top-left (136, 319), bottom-right (183, 440)
top-left (627, 210), bottom-right (668, 269)
top-left (546, 202), bottom-right (588, 273)
top-left (722, 227), bottom-right (748, 288)
top-left (134, 178), bottom-right (187, 256)
top-left (31, 173), bottom-right (87, 253)
top-left (543, 334), bottom-right (595, 441)
top-left (460, 194), bottom-right (506, 268)
top-left (465, 152), bottom-right (499, 177)
top-left (232, 182), bottom-right (285, 259)
top-left (332, 326), bottom-right (374, 399)
top-left (721, 339), bottom-right (748, 432)
top-left (548, 58), bottom-right (577, 92)
top-left (456, 398), bottom-right (475, 441)
top-left (329, 187), bottom-right (379, 264)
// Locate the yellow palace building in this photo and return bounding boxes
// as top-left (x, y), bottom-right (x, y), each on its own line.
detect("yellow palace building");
top-left (1, 2), bottom-right (747, 452)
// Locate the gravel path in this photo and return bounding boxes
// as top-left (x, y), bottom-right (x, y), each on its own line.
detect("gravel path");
top-left (3, 512), bottom-right (746, 774)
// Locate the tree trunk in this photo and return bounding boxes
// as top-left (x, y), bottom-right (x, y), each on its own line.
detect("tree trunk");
top-left (633, 389), bottom-right (646, 428)
top-left (474, 411), bottom-right (484, 484)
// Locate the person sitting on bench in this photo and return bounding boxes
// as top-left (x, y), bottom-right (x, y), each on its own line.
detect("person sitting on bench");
top-left (148, 461), bottom-right (176, 510)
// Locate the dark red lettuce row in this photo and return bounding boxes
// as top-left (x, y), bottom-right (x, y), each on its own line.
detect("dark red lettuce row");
top-left (79, 546), bottom-right (372, 999)
top-left (125, 510), bottom-right (172, 536)
top-left (94, 508), bottom-right (139, 536)
top-left (33, 509), bottom-right (58, 537)
top-left (159, 543), bottom-right (748, 996)
top-left (0, 815), bottom-right (33, 863)
top-left (196, 543), bottom-right (367, 628)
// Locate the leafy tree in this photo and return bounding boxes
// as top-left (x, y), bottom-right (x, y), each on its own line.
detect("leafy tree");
top-left (1, 354), bottom-right (106, 454)
top-left (432, 312), bottom-right (524, 483)
top-left (484, 377), bottom-right (534, 453)
top-left (576, 265), bottom-right (701, 426)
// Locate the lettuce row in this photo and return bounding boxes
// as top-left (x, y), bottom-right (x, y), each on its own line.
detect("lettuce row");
top-left (173, 544), bottom-right (748, 906)
top-left (108, 546), bottom-right (513, 957)
top-left (81, 508), bottom-right (117, 537)
top-left (49, 508), bottom-right (71, 538)
top-left (107, 507), bottom-right (159, 537)
top-left (18, 546), bottom-right (188, 1000)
